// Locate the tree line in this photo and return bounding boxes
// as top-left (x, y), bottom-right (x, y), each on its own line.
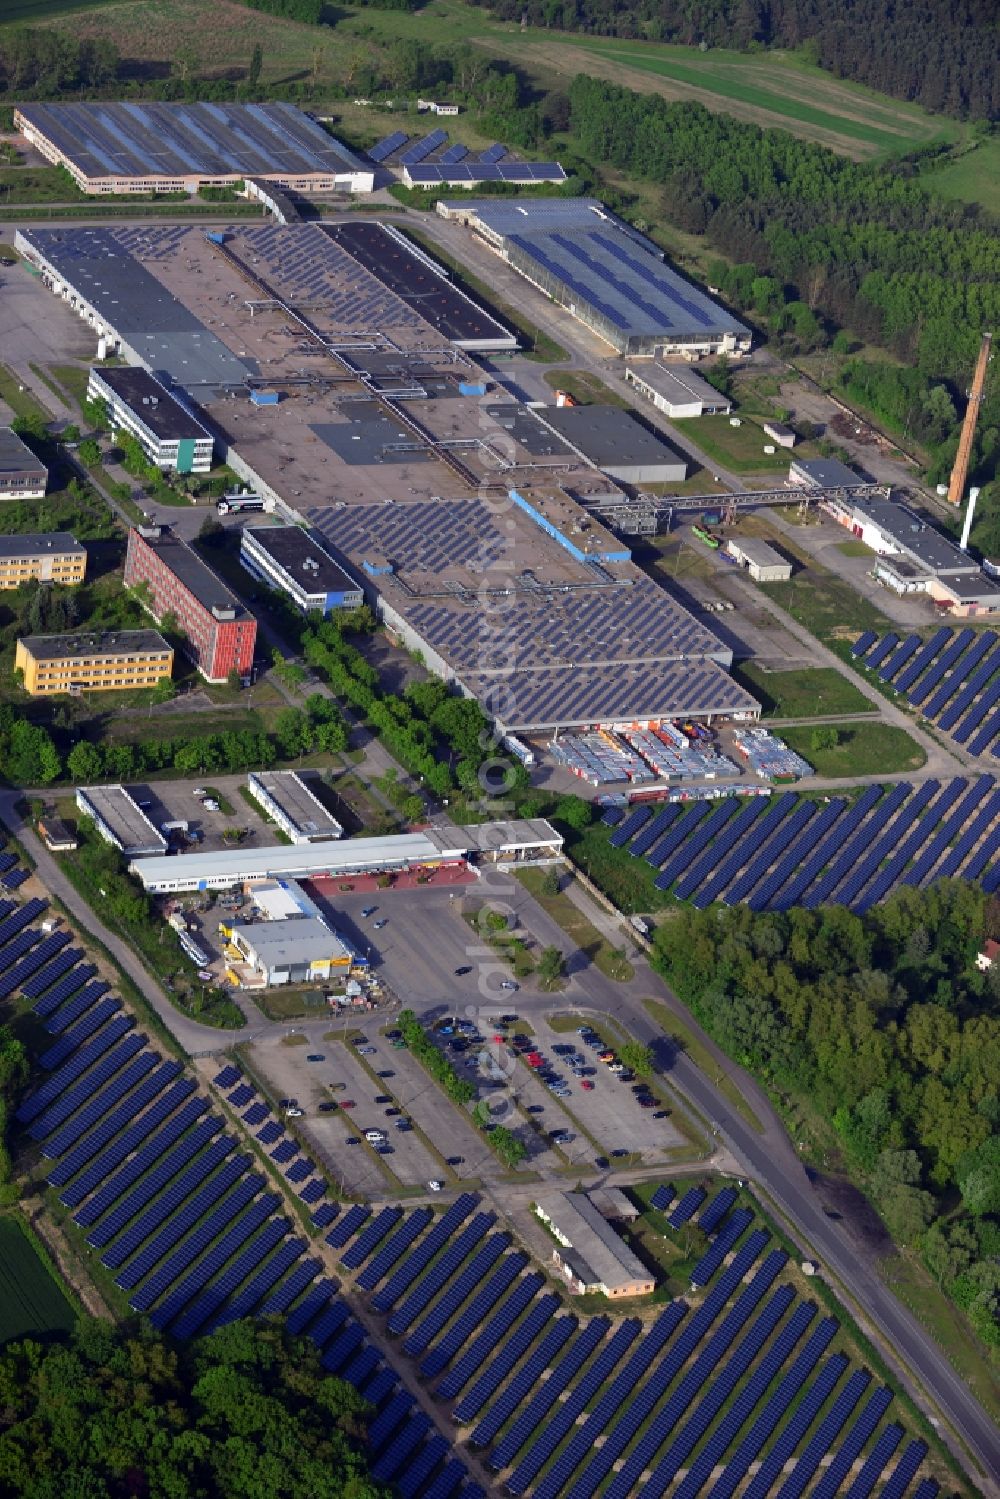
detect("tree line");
top-left (566, 77), bottom-right (1000, 538)
top-left (651, 882), bottom-right (1000, 1347)
top-left (0, 1317), bottom-right (387, 1499)
top-left (469, 0), bottom-right (999, 122)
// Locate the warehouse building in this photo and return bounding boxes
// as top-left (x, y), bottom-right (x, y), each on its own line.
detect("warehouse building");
top-left (246, 770), bottom-right (343, 844)
top-left (76, 785), bottom-right (167, 857)
top-left (789, 456), bottom-right (867, 491)
top-left (0, 533), bottom-right (86, 590)
top-left (240, 525), bottom-right (363, 616)
top-left (124, 527), bottom-right (256, 683)
top-left (128, 818), bottom-right (563, 892)
top-left (15, 102), bottom-right (374, 195)
top-left (624, 364), bottom-right (732, 418)
top-left (725, 538), bottom-right (792, 583)
top-left (87, 366), bottom-right (213, 474)
top-left (534, 406), bottom-right (686, 485)
top-left (219, 879), bottom-right (359, 987)
top-left (15, 629), bottom-right (173, 696)
top-left (534, 1192), bottom-right (655, 1298)
top-left (0, 427), bottom-right (48, 499)
top-left (437, 198), bottom-right (751, 358)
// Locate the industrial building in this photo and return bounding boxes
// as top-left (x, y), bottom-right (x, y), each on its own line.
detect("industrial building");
top-left (128, 818), bottom-right (563, 893)
top-left (789, 456), bottom-right (867, 491)
top-left (436, 198), bottom-right (751, 358)
top-left (15, 629), bottom-right (173, 696)
top-left (535, 406), bottom-right (687, 484)
top-left (0, 533), bottom-right (86, 590)
top-left (624, 364), bottom-right (732, 418)
top-left (37, 816), bottom-right (78, 852)
top-left (239, 525), bottom-right (364, 616)
top-left (0, 427), bottom-right (48, 499)
top-left (87, 366), bottom-right (213, 474)
top-left (823, 494), bottom-right (1000, 615)
top-left (219, 879), bottom-right (359, 987)
top-left (15, 102), bottom-right (374, 195)
top-left (124, 527), bottom-right (256, 682)
top-left (534, 1192), bottom-right (655, 1298)
top-left (76, 785), bottom-right (167, 857)
top-left (246, 770), bottom-right (343, 844)
top-left (724, 538), bottom-right (792, 583)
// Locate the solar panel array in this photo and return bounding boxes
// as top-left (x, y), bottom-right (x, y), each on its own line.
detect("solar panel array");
top-left (399, 129), bottom-right (448, 166)
top-left (605, 774), bottom-right (999, 908)
top-left (406, 162), bottom-right (567, 185)
top-left (856, 628), bottom-right (1000, 757)
top-left (369, 130), bottom-right (408, 162)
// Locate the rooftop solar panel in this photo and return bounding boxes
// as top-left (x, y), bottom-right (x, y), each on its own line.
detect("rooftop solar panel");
top-left (369, 131), bottom-right (408, 163)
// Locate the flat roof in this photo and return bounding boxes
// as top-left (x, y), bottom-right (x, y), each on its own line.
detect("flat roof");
top-left (90, 366), bottom-right (208, 441)
top-left (537, 406), bottom-right (684, 469)
top-left (460, 818), bottom-right (562, 854)
top-left (456, 199), bottom-right (749, 342)
top-left (937, 572), bottom-right (1000, 601)
top-left (791, 457), bottom-right (864, 489)
top-left (242, 525), bottom-right (359, 596)
top-left (248, 770), bottom-right (343, 840)
top-left (0, 427), bottom-right (48, 475)
top-left (626, 363), bottom-right (727, 404)
top-left (18, 102), bottom-right (368, 182)
top-left (537, 1192), bottom-right (652, 1291)
top-left (0, 531), bottom-right (83, 558)
top-left (728, 538), bottom-right (788, 568)
top-left (854, 499), bottom-right (978, 576)
top-left (133, 528), bottom-right (252, 619)
top-left (231, 915), bottom-right (354, 967)
top-left (19, 629), bottom-right (171, 662)
top-left (77, 784), bottom-right (167, 854)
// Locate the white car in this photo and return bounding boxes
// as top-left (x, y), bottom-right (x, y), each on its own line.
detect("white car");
top-left (427, 1180), bottom-right (443, 1192)
top-left (203, 800), bottom-right (220, 813)
top-left (284, 1107), bottom-right (303, 1117)
top-left (193, 787), bottom-right (207, 797)
top-left (364, 1129), bottom-right (386, 1143)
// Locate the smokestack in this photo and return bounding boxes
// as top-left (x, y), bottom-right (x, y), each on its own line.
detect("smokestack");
top-left (960, 487), bottom-right (980, 551)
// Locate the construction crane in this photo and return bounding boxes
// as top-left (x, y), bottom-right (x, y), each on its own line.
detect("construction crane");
top-left (947, 330), bottom-right (992, 505)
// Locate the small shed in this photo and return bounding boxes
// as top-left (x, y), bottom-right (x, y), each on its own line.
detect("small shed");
top-left (38, 816), bottom-right (78, 852)
top-left (763, 420), bottom-right (796, 448)
top-left (726, 537), bottom-right (792, 583)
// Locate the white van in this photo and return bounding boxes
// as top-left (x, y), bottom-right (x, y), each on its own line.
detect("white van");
top-left (364, 1129), bottom-right (386, 1144)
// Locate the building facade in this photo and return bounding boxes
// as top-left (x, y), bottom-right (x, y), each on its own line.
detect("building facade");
top-left (239, 525), bottom-right (364, 615)
top-left (87, 366), bottom-right (213, 474)
top-left (534, 1193), bottom-right (655, 1298)
top-left (124, 527), bottom-right (256, 683)
top-left (0, 428), bottom-right (48, 499)
top-left (0, 532), bottom-right (86, 589)
top-left (16, 629), bottom-right (173, 696)
top-left (725, 538), bottom-right (792, 583)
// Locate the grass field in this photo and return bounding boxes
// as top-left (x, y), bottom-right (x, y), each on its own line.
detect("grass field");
top-left (1, 0), bottom-right (123, 18)
top-left (922, 137), bottom-right (1000, 217)
top-left (0, 1217), bottom-right (76, 1344)
top-left (517, 866), bottom-right (634, 982)
top-left (761, 568), bottom-right (895, 645)
top-left (780, 721), bottom-right (926, 776)
top-left (732, 663), bottom-right (875, 719)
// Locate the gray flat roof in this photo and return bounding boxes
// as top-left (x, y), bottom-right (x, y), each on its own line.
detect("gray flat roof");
top-left (626, 363), bottom-right (726, 404)
top-left (791, 457), bottom-right (864, 489)
top-left (0, 531), bottom-right (83, 558)
top-left (90, 366), bottom-right (208, 441)
top-left (458, 199), bottom-right (749, 342)
top-left (248, 770), bottom-right (343, 840)
top-left (20, 227), bottom-right (254, 390)
top-left (19, 629), bottom-right (170, 662)
top-left (134, 528), bottom-right (252, 619)
top-left (77, 784), bottom-right (167, 854)
top-left (242, 524), bottom-right (361, 594)
top-left (232, 915), bottom-right (353, 967)
top-left (537, 1192), bottom-right (652, 1291)
top-left (538, 406), bottom-right (684, 468)
top-left (18, 102), bottom-right (367, 181)
top-left (729, 538), bottom-right (787, 567)
top-left (938, 572), bottom-right (1000, 600)
top-left (0, 427), bottom-right (47, 476)
top-left (854, 499), bottom-right (978, 576)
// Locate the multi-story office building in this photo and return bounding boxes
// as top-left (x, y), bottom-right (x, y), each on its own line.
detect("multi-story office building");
top-left (87, 366), bottom-right (213, 474)
top-left (240, 525), bottom-right (363, 615)
top-left (16, 629), bottom-right (173, 696)
top-left (124, 526), bottom-right (256, 683)
top-left (0, 533), bottom-right (86, 589)
top-left (0, 427), bottom-right (48, 498)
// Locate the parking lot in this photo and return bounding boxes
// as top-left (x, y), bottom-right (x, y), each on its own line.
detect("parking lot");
top-left (126, 775), bottom-right (274, 854)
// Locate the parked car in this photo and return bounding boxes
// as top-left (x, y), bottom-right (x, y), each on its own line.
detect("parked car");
top-left (364, 1129), bottom-right (386, 1143)
top-left (345, 1136), bottom-right (360, 1145)
top-left (499, 979), bottom-right (518, 991)
top-left (376, 1145), bottom-right (394, 1155)
top-left (446, 1156), bottom-right (464, 1166)
top-left (361, 906), bottom-right (377, 917)
top-left (373, 919), bottom-right (387, 930)
top-left (377, 1070), bottom-right (394, 1078)
top-left (454, 966), bottom-right (472, 976)
top-left (306, 1053), bottom-right (325, 1062)
top-left (284, 1107), bottom-right (303, 1117)
top-left (374, 1094), bottom-right (392, 1104)
top-left (427, 1180), bottom-right (443, 1192)
top-left (340, 1099), bottom-right (356, 1109)
top-left (580, 1080), bottom-right (594, 1091)
top-left (385, 1107), bottom-right (400, 1117)
top-left (318, 1102), bottom-right (338, 1112)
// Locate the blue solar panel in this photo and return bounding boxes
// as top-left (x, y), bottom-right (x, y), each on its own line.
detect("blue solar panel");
top-left (41, 1051), bottom-right (158, 1160)
top-left (39, 995), bottom-right (120, 1069)
top-left (647, 802), bottom-right (708, 867)
top-left (54, 1068), bottom-right (189, 1200)
top-left (470, 1316), bottom-right (577, 1449)
top-left (669, 1187), bottom-right (706, 1226)
top-left (320, 1321), bottom-right (364, 1375)
top-left (170, 1214), bottom-right (292, 1339)
top-left (73, 1094), bottom-right (208, 1225)
top-left (844, 1425), bottom-right (905, 1499)
top-left (395, 1432), bottom-right (449, 1498)
top-left (895, 627), bottom-right (951, 695)
top-left (299, 1178), bottom-right (325, 1204)
top-left (934, 784), bottom-right (1000, 879)
top-left (879, 633), bottom-right (921, 683)
top-left (801, 782), bottom-right (912, 908)
top-left (227, 1083), bottom-right (254, 1107)
top-left (367, 1389), bottom-right (414, 1451)
top-left (341, 1206), bottom-right (402, 1269)
top-left (341, 1345), bottom-right (381, 1391)
top-left (741, 1354), bottom-right (850, 1499)
top-left (656, 800), bottom-right (738, 890)
top-left (747, 799), bottom-right (846, 912)
top-left (399, 129), bottom-right (448, 166)
top-left (690, 1208), bottom-right (754, 1286)
top-left (44, 977), bottom-right (110, 1034)
top-left (257, 1120), bottom-right (282, 1144)
top-left (812, 1386), bottom-right (894, 1499)
top-left (486, 1317), bottom-right (611, 1472)
top-left (260, 1256), bottom-right (323, 1316)
top-left (480, 143), bottom-right (508, 162)
top-left (127, 1169), bottom-right (262, 1308)
top-left (720, 795), bottom-right (811, 906)
top-left (103, 1137), bottom-right (242, 1270)
top-left (910, 627), bottom-right (980, 708)
top-left (863, 633), bottom-right (899, 671)
top-left (0, 929), bottom-right (70, 998)
top-left (601, 804), bottom-right (624, 826)
top-left (413, 1242), bottom-right (521, 1370)
top-left (85, 1113), bottom-right (224, 1244)
top-left (243, 1102), bottom-right (268, 1126)
top-left (312, 1202), bottom-right (339, 1229)
top-left (650, 1185), bottom-right (675, 1212)
top-left (287, 1281), bottom-right (338, 1339)
top-left (16, 1010), bottom-right (128, 1122)
top-left (371, 1194), bottom-right (478, 1313)
top-left (153, 1194), bottom-right (283, 1333)
top-left (631, 804), bottom-right (682, 858)
top-left (357, 1208), bottom-right (432, 1292)
top-left (206, 1234), bottom-right (307, 1332)
top-left (369, 130), bottom-right (408, 163)
top-left (609, 804), bottom-right (652, 847)
top-left (441, 1278), bottom-right (552, 1405)
top-left (389, 1212), bottom-right (495, 1338)
top-left (0, 897), bottom-right (46, 949)
top-left (772, 784), bottom-right (883, 910)
top-left (772, 1368), bottom-right (872, 1499)
top-left (372, 1412), bottom-right (432, 1482)
top-left (836, 779), bottom-right (944, 909)
top-left (213, 1065), bottom-right (241, 1088)
top-left (31, 963), bottom-right (95, 1017)
top-left (28, 1028), bottom-right (142, 1139)
top-left (706, 1317), bottom-right (840, 1499)
top-left (2, 868), bottom-right (29, 891)
top-left (23, 946), bottom-right (83, 999)
top-left (853, 777), bottom-right (967, 911)
top-left (700, 1187), bottom-right (739, 1234)
top-left (879, 1442), bottom-right (930, 1499)
top-left (325, 1203), bottom-right (370, 1248)
top-left (939, 648), bottom-right (1000, 733)
top-left (851, 629), bottom-right (878, 659)
top-left (438, 144), bottom-right (468, 164)
top-left (673, 798), bottom-right (769, 901)
top-left (966, 700), bottom-right (1000, 755)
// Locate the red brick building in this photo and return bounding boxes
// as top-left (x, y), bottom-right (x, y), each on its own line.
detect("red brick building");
top-left (124, 527), bottom-right (256, 683)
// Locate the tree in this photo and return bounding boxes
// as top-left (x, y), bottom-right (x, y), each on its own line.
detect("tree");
top-left (620, 1041), bottom-right (654, 1076)
top-left (490, 1125), bottom-right (527, 1169)
top-left (61, 423), bottom-right (80, 444)
top-left (540, 867), bottom-right (560, 897)
top-left (76, 437), bottom-right (101, 467)
top-left (553, 795), bottom-right (593, 831)
top-left (227, 667), bottom-right (243, 692)
top-left (66, 740), bottom-right (104, 784)
top-left (538, 946), bottom-right (566, 987)
top-left (810, 726), bottom-right (840, 753)
top-left (248, 40), bottom-right (263, 86)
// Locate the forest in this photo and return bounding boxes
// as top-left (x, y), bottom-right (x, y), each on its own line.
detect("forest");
top-left (652, 882), bottom-right (1000, 1347)
top-left (0, 1317), bottom-right (386, 1498)
top-left (566, 76), bottom-right (1000, 547)
top-left (468, 0), bottom-right (1000, 122)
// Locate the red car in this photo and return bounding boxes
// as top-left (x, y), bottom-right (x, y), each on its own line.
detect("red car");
top-left (580, 1080), bottom-right (594, 1091)
top-left (340, 1099), bottom-right (356, 1109)
top-left (526, 1053), bottom-right (544, 1067)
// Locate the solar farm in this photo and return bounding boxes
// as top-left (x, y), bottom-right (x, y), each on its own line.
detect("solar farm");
top-left (601, 775), bottom-right (1000, 911)
top-left (852, 628), bottom-right (1000, 757)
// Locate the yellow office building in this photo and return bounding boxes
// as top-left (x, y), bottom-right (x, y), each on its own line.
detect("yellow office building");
top-left (0, 532), bottom-right (86, 589)
top-left (16, 629), bottom-right (173, 696)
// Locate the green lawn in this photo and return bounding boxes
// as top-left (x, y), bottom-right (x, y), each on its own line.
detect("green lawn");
top-left (541, 370), bottom-right (629, 407)
top-left (0, 1217), bottom-right (76, 1344)
top-left (732, 663), bottom-right (874, 719)
top-left (517, 867), bottom-right (634, 982)
top-left (923, 136), bottom-right (1000, 216)
top-left (681, 413), bottom-right (788, 473)
top-left (562, 822), bottom-right (677, 915)
top-left (780, 722), bottom-right (926, 776)
top-left (760, 569), bottom-right (895, 645)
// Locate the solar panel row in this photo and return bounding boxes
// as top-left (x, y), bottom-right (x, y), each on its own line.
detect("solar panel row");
top-left (388, 1211), bottom-right (495, 1337)
top-left (414, 1243), bottom-right (522, 1372)
top-left (439, 1275), bottom-right (550, 1403)
top-left (75, 1095), bottom-right (210, 1226)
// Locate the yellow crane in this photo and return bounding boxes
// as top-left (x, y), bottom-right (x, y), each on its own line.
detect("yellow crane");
top-left (947, 331), bottom-right (992, 506)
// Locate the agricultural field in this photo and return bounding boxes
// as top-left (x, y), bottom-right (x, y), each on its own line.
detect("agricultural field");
top-left (0, 1217), bottom-right (76, 1343)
